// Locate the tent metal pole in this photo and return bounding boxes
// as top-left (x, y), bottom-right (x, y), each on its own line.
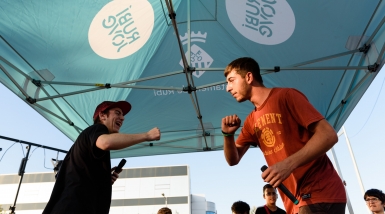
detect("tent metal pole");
top-left (0, 64), bottom-right (30, 98)
top-left (33, 103), bottom-right (83, 132)
top-left (0, 135), bottom-right (67, 213)
top-left (365, 1), bottom-right (385, 45)
top-left (329, 147), bottom-right (355, 214)
top-left (326, 72), bottom-right (372, 120)
top-left (118, 70), bottom-right (184, 85)
top-left (0, 57), bottom-right (85, 133)
top-left (35, 87), bottom-right (103, 102)
top-left (275, 66), bottom-right (367, 71)
top-left (289, 49), bottom-right (360, 67)
top-left (196, 81), bottom-right (227, 90)
top-left (9, 144), bottom-right (31, 214)
top-left (200, 66), bottom-right (368, 72)
top-left (164, 0), bottom-right (190, 85)
top-left (113, 85), bottom-right (183, 90)
top-left (0, 56), bottom-right (31, 79)
top-left (0, 135), bottom-right (68, 153)
top-left (341, 126), bottom-right (366, 195)
top-left (376, 42), bottom-right (385, 64)
top-left (116, 135), bottom-right (205, 152)
top-left (187, 0), bottom-right (191, 67)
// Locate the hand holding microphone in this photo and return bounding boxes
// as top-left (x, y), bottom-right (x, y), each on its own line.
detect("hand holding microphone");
top-left (261, 165), bottom-right (299, 205)
top-left (111, 159), bottom-right (126, 185)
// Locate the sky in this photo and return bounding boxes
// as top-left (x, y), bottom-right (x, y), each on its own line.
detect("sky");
top-left (0, 66), bottom-right (384, 214)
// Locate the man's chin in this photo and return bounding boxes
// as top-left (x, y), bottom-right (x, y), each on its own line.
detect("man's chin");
top-left (236, 98), bottom-right (247, 103)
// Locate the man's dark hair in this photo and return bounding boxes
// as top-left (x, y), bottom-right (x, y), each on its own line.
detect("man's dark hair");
top-left (224, 57), bottom-right (263, 84)
top-left (263, 184), bottom-right (275, 194)
top-left (231, 200), bottom-right (250, 214)
top-left (157, 207), bottom-right (172, 214)
top-left (364, 189), bottom-right (385, 203)
top-left (93, 109), bottom-right (110, 124)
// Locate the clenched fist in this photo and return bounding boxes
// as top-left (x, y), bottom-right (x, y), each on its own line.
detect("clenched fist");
top-left (222, 114), bottom-right (241, 134)
top-left (146, 127), bottom-right (161, 141)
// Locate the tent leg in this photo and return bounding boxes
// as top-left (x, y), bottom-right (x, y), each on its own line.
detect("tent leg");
top-left (9, 145), bottom-right (31, 214)
top-left (330, 147), bottom-right (354, 214)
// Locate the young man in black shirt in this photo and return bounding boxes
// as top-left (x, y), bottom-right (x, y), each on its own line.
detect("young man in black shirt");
top-left (256, 184), bottom-right (286, 214)
top-left (43, 101), bottom-right (160, 214)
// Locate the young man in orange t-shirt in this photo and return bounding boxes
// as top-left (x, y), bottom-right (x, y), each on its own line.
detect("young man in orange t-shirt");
top-left (222, 57), bottom-right (346, 214)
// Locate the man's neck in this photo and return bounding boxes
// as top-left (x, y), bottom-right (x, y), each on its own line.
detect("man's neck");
top-left (373, 210), bottom-right (385, 214)
top-left (250, 86), bottom-right (272, 109)
top-left (266, 204), bottom-right (278, 211)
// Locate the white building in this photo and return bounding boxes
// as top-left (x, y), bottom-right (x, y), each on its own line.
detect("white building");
top-left (0, 165), bottom-right (216, 214)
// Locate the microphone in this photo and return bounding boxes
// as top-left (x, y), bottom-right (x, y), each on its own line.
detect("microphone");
top-left (261, 165), bottom-right (299, 205)
top-left (113, 159), bottom-right (126, 173)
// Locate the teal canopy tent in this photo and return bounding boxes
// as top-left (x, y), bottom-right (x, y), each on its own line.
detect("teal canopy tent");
top-left (0, 0), bottom-right (384, 159)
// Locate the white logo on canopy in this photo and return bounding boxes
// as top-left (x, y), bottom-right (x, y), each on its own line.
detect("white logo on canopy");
top-left (88, 0), bottom-right (154, 59)
top-left (179, 32), bottom-right (213, 78)
top-left (226, 0), bottom-right (295, 45)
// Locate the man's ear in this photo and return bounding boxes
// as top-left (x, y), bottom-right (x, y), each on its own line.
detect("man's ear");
top-left (245, 72), bottom-right (254, 84)
top-left (99, 111), bottom-right (107, 121)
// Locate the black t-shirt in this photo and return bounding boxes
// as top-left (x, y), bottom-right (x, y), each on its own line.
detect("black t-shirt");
top-left (255, 206), bottom-right (286, 214)
top-left (43, 124), bottom-right (111, 214)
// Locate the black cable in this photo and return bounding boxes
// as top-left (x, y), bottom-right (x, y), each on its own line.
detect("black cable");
top-left (19, 142), bottom-right (25, 157)
top-left (43, 148), bottom-right (53, 170)
top-left (28, 146), bottom-right (42, 159)
top-left (350, 75), bottom-right (385, 138)
top-left (0, 142), bottom-right (16, 162)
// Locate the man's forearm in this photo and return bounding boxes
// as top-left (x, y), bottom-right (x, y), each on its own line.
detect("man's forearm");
top-left (97, 132), bottom-right (150, 150)
top-left (284, 120), bottom-right (338, 170)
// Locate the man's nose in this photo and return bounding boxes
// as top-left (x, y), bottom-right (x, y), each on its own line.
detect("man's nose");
top-left (226, 84), bottom-right (231, 92)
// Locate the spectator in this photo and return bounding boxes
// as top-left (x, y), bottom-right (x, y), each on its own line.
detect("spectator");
top-left (364, 189), bottom-right (385, 214)
top-left (256, 184), bottom-right (286, 214)
top-left (232, 200), bottom-right (250, 214)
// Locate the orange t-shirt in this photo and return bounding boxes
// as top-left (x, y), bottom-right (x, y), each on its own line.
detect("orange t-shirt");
top-left (236, 88), bottom-right (346, 214)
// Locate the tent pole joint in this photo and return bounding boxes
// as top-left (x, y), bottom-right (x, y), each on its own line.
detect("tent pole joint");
top-left (368, 63), bottom-right (379, 72)
top-left (274, 66), bottom-right (280, 72)
top-left (68, 122), bottom-right (74, 126)
top-left (202, 132), bottom-right (210, 137)
top-left (168, 12), bottom-right (176, 20)
top-left (203, 147), bottom-right (211, 151)
top-left (26, 97), bottom-right (36, 104)
top-left (359, 44), bottom-right (371, 54)
top-left (184, 66), bottom-right (195, 74)
top-left (183, 85), bottom-right (196, 93)
top-left (105, 83), bottom-right (111, 88)
top-left (341, 100), bottom-right (347, 105)
top-left (32, 79), bottom-right (42, 87)
top-left (267, 66), bottom-right (280, 72)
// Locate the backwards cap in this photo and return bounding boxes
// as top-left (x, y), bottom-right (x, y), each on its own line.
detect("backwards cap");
top-left (93, 101), bottom-right (131, 121)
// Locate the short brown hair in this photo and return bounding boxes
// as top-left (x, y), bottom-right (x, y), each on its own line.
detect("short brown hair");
top-left (263, 184), bottom-right (275, 194)
top-left (231, 201), bottom-right (250, 214)
top-left (158, 207), bottom-right (172, 214)
top-left (224, 57), bottom-right (263, 84)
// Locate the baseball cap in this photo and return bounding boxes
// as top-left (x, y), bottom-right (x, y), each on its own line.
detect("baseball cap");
top-left (93, 101), bottom-right (131, 121)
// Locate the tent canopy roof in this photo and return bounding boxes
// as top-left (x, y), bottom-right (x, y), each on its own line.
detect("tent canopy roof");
top-left (0, 0), bottom-right (384, 158)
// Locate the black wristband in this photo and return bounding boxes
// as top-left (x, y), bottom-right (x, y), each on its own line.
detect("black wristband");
top-left (222, 130), bottom-right (234, 136)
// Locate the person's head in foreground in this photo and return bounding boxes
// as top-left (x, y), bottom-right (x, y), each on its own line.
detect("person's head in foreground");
top-left (93, 101), bottom-right (131, 133)
top-left (224, 57), bottom-right (264, 103)
top-left (231, 200), bottom-right (250, 214)
top-left (158, 207), bottom-right (172, 214)
top-left (263, 184), bottom-right (278, 206)
top-left (364, 189), bottom-right (385, 213)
